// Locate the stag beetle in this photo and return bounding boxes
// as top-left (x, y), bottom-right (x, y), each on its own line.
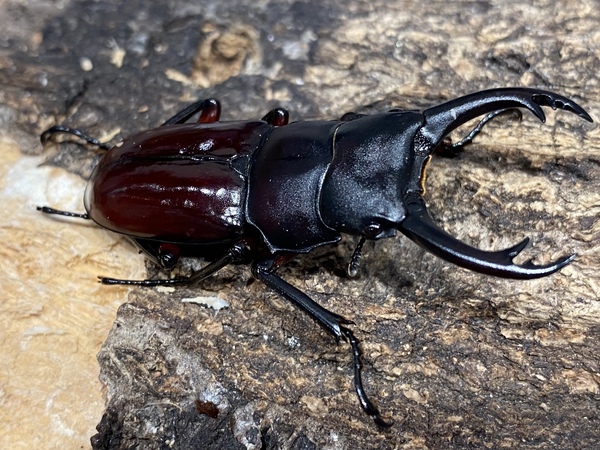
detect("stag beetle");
top-left (39, 88), bottom-right (592, 426)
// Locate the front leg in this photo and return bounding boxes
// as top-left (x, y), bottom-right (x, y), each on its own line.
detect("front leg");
top-left (252, 254), bottom-right (392, 427)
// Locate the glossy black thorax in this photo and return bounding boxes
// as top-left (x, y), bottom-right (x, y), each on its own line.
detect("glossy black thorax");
top-left (320, 112), bottom-right (424, 238)
top-left (246, 120), bottom-right (341, 253)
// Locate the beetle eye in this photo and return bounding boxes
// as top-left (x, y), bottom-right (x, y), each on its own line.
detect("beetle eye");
top-left (362, 221), bottom-right (396, 240)
top-left (362, 222), bottom-right (382, 239)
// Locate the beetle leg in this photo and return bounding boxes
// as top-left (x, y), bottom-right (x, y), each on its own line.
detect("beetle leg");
top-left (252, 256), bottom-right (392, 427)
top-left (36, 206), bottom-right (90, 219)
top-left (99, 239), bottom-right (253, 286)
top-left (40, 125), bottom-right (111, 150)
top-left (261, 108), bottom-right (289, 126)
top-left (161, 98), bottom-right (221, 126)
top-left (252, 255), bottom-right (352, 340)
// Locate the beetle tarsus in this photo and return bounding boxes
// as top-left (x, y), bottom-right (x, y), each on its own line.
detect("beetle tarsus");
top-left (340, 326), bottom-right (393, 427)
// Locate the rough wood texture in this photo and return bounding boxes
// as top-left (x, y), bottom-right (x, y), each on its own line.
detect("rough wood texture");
top-left (1, 0), bottom-right (599, 448)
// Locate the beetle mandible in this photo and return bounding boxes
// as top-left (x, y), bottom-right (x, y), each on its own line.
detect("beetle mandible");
top-left (39, 88), bottom-right (592, 426)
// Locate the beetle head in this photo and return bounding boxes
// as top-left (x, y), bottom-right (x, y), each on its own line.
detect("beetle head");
top-left (321, 111), bottom-right (424, 239)
top-left (397, 88), bottom-right (592, 279)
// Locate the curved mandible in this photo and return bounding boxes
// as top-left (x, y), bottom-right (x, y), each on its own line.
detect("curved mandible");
top-left (417, 88), bottom-right (592, 153)
top-left (398, 198), bottom-right (575, 279)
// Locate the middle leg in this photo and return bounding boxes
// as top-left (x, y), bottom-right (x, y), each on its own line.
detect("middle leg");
top-left (252, 254), bottom-right (392, 427)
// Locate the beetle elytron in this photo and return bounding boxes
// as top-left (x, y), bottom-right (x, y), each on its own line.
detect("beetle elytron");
top-left (39, 88), bottom-right (592, 426)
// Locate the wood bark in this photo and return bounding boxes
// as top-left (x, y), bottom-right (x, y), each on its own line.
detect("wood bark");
top-left (1, 0), bottom-right (598, 448)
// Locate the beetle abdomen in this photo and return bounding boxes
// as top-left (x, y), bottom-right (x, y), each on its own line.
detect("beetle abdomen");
top-left (85, 121), bottom-right (271, 243)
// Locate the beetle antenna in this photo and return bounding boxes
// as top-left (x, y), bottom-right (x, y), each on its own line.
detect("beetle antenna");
top-left (347, 237), bottom-right (366, 278)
